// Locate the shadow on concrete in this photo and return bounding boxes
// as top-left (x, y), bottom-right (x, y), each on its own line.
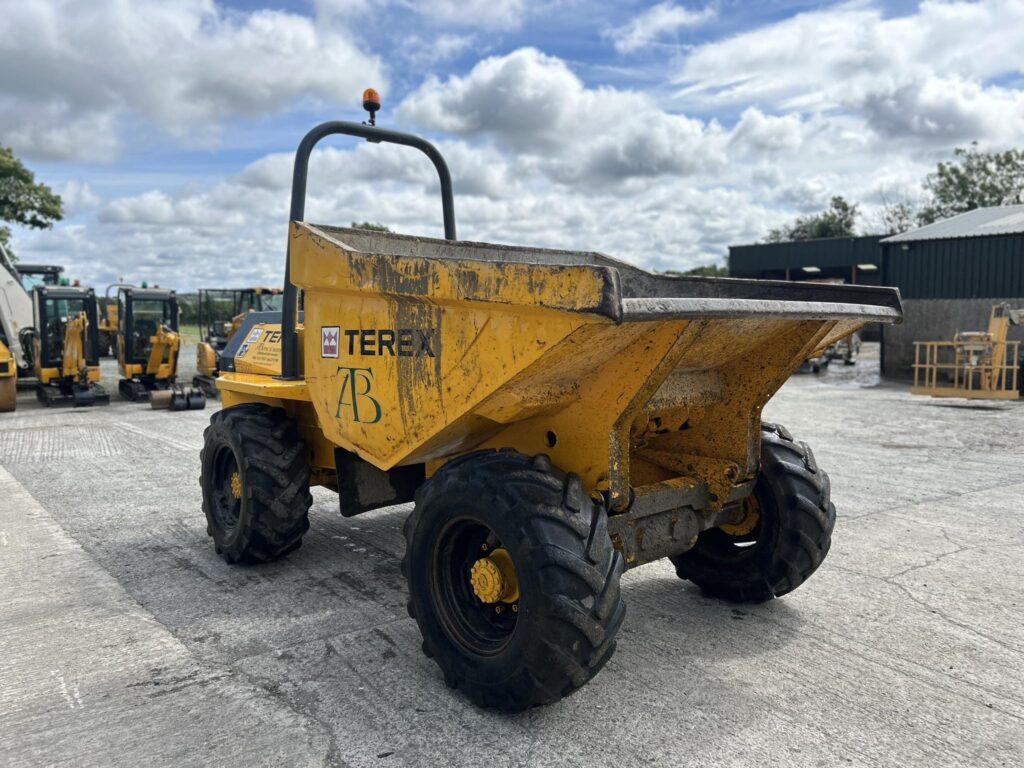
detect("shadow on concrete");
top-left (619, 570), bottom-right (804, 660)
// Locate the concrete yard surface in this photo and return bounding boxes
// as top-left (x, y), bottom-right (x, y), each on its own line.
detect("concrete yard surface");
top-left (1, 349), bottom-right (1022, 767)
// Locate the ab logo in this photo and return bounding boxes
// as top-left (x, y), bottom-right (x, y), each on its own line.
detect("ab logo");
top-left (335, 366), bottom-right (382, 424)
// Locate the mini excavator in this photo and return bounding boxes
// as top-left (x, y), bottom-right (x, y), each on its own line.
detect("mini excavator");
top-left (2, 243), bottom-right (76, 411)
top-left (31, 284), bottom-right (109, 407)
top-left (116, 285), bottom-right (205, 409)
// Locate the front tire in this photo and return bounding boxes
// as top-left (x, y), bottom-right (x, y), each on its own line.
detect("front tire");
top-left (670, 423), bottom-right (836, 603)
top-left (200, 403), bottom-right (312, 563)
top-left (403, 450), bottom-right (625, 712)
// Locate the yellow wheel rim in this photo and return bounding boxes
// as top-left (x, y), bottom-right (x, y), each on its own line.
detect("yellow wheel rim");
top-left (720, 494), bottom-right (760, 536)
top-left (469, 547), bottom-right (520, 604)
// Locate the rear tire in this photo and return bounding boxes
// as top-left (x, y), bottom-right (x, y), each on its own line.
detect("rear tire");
top-left (403, 450), bottom-right (625, 712)
top-left (200, 403), bottom-right (311, 564)
top-left (97, 331), bottom-right (113, 358)
top-left (670, 423), bottom-right (835, 603)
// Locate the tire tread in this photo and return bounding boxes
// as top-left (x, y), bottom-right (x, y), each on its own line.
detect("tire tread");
top-left (200, 403), bottom-right (311, 564)
top-left (402, 449), bottom-right (624, 711)
top-left (670, 422), bottom-right (835, 602)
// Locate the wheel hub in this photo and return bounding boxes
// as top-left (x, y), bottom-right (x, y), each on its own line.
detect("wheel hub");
top-left (469, 548), bottom-right (519, 603)
top-left (230, 470), bottom-right (242, 500)
top-left (720, 494), bottom-right (760, 536)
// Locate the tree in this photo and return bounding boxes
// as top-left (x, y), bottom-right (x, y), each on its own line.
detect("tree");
top-left (866, 191), bottom-right (920, 236)
top-left (0, 146), bottom-right (64, 259)
top-left (918, 143), bottom-right (1024, 225)
top-left (351, 221), bottom-right (391, 232)
top-left (764, 196), bottom-right (859, 242)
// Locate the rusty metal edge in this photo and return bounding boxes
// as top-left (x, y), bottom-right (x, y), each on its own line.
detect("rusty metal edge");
top-left (620, 297), bottom-right (903, 323)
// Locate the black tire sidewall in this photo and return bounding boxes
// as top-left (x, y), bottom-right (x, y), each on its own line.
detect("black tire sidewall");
top-left (201, 416), bottom-right (253, 555)
top-left (407, 489), bottom-right (543, 688)
top-left (671, 425), bottom-right (834, 601)
top-left (686, 472), bottom-right (783, 577)
top-left (200, 403), bottom-right (311, 564)
top-left (405, 450), bottom-right (625, 710)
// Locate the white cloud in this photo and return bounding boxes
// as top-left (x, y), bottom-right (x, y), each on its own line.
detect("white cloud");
top-left (310, 0), bottom-right (379, 18)
top-left (860, 76), bottom-right (1024, 144)
top-left (729, 108), bottom-right (807, 154)
top-left (405, 0), bottom-right (527, 31)
top-left (315, 0), bottom-right (526, 30)
top-left (398, 49), bottom-right (582, 141)
top-left (18, 133), bottom-right (762, 289)
top-left (1, 106), bottom-right (122, 163)
top-left (9, 1), bottom-right (1023, 289)
top-left (609, 2), bottom-right (716, 54)
top-left (675, 0), bottom-right (1024, 146)
top-left (398, 48), bottom-right (727, 181)
top-left (49, 136), bottom-right (525, 288)
top-left (59, 180), bottom-right (102, 216)
top-left (99, 189), bottom-right (251, 228)
top-left (399, 33), bottom-right (477, 67)
top-left (0, 0), bottom-right (385, 161)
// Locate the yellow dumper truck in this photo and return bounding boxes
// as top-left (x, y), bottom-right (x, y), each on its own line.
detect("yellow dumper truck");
top-left (199, 101), bottom-right (903, 711)
top-left (193, 287), bottom-right (284, 398)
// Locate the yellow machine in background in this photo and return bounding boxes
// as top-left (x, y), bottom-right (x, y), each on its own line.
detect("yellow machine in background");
top-left (193, 287), bottom-right (283, 398)
top-left (195, 100), bottom-right (903, 712)
top-left (116, 286), bottom-right (204, 409)
top-left (96, 287), bottom-right (123, 357)
top-left (912, 303), bottom-right (1023, 400)
top-left (31, 285), bottom-right (109, 407)
top-left (98, 303), bottom-right (117, 355)
top-left (0, 339), bottom-right (15, 412)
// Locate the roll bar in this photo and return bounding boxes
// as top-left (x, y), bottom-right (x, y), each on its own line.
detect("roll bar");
top-left (106, 283), bottom-right (134, 299)
top-left (280, 122), bottom-right (457, 380)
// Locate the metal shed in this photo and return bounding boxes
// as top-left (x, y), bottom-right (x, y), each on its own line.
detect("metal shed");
top-left (879, 205), bottom-right (1024, 377)
top-left (729, 236), bottom-right (883, 285)
top-left (880, 205), bottom-right (1024, 299)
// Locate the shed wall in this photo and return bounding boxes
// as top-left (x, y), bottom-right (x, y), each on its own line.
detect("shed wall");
top-left (729, 236), bottom-right (882, 276)
top-left (881, 297), bottom-right (1024, 378)
top-left (881, 234), bottom-right (1024, 299)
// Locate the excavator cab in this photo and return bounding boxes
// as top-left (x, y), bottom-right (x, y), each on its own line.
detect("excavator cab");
top-left (16, 263), bottom-right (64, 293)
top-left (116, 286), bottom-right (204, 409)
top-left (237, 287), bottom-right (284, 315)
top-left (31, 285), bottom-right (109, 407)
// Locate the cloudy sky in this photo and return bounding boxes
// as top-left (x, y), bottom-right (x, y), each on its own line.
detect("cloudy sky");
top-left (2, 0), bottom-right (1023, 289)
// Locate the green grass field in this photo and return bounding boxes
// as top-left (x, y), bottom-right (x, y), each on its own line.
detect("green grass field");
top-left (179, 325), bottom-right (202, 345)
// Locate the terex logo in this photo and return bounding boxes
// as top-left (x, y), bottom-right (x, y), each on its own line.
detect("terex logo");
top-left (339, 328), bottom-right (438, 357)
top-left (321, 326), bottom-right (340, 358)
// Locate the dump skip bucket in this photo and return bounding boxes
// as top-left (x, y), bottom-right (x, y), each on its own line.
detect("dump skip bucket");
top-left (275, 225), bottom-right (901, 508)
